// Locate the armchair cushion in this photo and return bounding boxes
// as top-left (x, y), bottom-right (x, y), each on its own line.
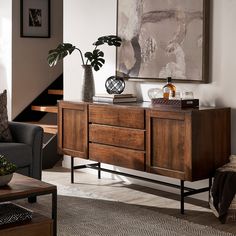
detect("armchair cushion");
top-left (5, 122), bottom-right (44, 180)
top-left (0, 143), bottom-right (31, 168)
top-left (0, 90), bottom-right (12, 142)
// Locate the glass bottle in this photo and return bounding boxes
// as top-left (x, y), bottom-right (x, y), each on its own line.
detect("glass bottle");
top-left (162, 77), bottom-right (176, 99)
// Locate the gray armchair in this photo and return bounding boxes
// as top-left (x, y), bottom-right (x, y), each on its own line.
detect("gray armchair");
top-left (0, 122), bottom-right (43, 180)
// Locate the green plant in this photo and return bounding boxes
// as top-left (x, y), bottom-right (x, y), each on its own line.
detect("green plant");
top-left (0, 155), bottom-right (17, 176)
top-left (47, 35), bottom-right (122, 71)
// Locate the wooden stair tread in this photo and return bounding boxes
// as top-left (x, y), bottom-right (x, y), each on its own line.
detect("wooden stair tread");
top-left (25, 122), bottom-right (58, 134)
top-left (48, 89), bottom-right (63, 95)
top-left (31, 105), bottom-right (58, 113)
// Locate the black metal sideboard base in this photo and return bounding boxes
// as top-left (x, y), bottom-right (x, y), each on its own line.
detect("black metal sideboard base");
top-left (70, 157), bottom-right (212, 214)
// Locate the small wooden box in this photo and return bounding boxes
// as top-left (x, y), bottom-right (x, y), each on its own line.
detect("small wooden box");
top-left (151, 98), bottom-right (199, 108)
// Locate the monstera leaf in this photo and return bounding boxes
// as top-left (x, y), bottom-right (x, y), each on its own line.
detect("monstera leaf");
top-left (48, 35), bottom-right (122, 71)
top-left (47, 43), bottom-right (76, 67)
top-left (85, 49), bottom-right (105, 71)
top-left (93, 35), bottom-right (122, 47)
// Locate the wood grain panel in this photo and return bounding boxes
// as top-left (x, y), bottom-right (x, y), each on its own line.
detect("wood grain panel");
top-left (150, 166), bottom-right (185, 180)
top-left (89, 105), bottom-right (144, 129)
top-left (146, 110), bottom-right (189, 180)
top-left (58, 102), bottom-right (88, 158)
top-left (89, 124), bottom-right (145, 150)
top-left (149, 110), bottom-right (185, 121)
top-left (191, 108), bottom-right (231, 180)
top-left (146, 108), bottom-right (230, 181)
top-left (151, 118), bottom-right (185, 172)
top-left (89, 143), bottom-right (145, 171)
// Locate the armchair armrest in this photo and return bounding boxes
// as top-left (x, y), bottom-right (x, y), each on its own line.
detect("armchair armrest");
top-left (9, 121), bottom-right (43, 180)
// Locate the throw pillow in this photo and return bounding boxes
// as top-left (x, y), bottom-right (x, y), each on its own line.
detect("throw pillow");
top-left (0, 90), bottom-right (13, 142)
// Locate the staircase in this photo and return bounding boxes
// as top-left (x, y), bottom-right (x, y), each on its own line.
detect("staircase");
top-left (14, 75), bottom-right (63, 169)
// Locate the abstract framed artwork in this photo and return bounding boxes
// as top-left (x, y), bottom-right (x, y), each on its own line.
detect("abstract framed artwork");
top-left (116, 0), bottom-right (210, 83)
top-left (20, 0), bottom-right (51, 38)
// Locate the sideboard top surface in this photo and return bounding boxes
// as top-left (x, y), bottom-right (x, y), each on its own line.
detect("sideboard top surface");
top-left (59, 100), bottom-right (230, 113)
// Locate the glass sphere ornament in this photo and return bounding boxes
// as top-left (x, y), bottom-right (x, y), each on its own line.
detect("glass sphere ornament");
top-left (105, 76), bottom-right (125, 94)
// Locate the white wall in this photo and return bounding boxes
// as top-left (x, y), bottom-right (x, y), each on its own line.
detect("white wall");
top-left (63, 0), bottom-right (236, 195)
top-left (63, 0), bottom-right (119, 101)
top-left (11, 0), bottom-right (63, 119)
top-left (0, 0), bottom-right (12, 118)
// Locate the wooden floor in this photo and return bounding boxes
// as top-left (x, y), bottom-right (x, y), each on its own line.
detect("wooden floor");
top-left (42, 166), bottom-right (236, 235)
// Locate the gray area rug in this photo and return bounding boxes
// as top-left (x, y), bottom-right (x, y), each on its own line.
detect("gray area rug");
top-left (20, 195), bottom-right (235, 236)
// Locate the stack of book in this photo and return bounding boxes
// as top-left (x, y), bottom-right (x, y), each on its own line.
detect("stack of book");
top-left (93, 93), bottom-right (137, 103)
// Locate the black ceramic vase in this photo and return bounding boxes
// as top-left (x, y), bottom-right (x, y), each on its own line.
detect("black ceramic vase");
top-left (81, 65), bottom-right (95, 101)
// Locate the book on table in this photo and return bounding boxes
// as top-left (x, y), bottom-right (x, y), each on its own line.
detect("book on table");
top-left (94, 93), bottom-right (134, 98)
top-left (93, 94), bottom-right (137, 103)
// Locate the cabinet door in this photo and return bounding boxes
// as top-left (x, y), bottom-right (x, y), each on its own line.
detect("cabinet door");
top-left (146, 110), bottom-right (191, 180)
top-left (58, 101), bottom-right (88, 158)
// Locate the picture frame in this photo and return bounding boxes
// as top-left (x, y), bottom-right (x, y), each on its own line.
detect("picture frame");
top-left (20, 0), bottom-right (51, 38)
top-left (116, 0), bottom-right (210, 83)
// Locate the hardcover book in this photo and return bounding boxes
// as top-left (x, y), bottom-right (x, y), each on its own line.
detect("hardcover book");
top-left (93, 94), bottom-right (137, 103)
top-left (94, 93), bottom-right (134, 98)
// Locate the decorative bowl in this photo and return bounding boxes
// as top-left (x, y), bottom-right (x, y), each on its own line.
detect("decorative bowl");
top-left (0, 173), bottom-right (13, 187)
top-left (147, 88), bottom-right (163, 99)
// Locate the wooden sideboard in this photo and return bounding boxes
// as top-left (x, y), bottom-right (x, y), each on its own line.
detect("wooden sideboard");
top-left (58, 100), bottom-right (231, 212)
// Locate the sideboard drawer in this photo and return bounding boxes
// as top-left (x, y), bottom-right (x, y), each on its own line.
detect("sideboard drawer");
top-left (89, 105), bottom-right (144, 129)
top-left (89, 124), bottom-right (145, 151)
top-left (89, 143), bottom-right (145, 171)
